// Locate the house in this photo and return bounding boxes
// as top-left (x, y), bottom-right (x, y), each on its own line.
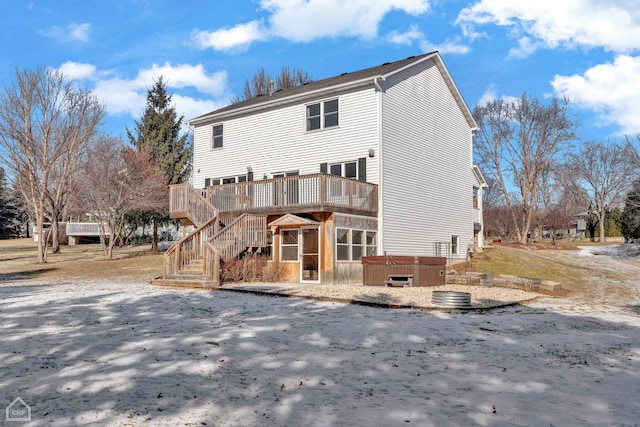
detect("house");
top-left (154, 51), bottom-right (480, 287)
top-left (472, 164), bottom-right (488, 250)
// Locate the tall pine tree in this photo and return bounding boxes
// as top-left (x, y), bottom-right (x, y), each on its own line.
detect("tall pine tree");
top-left (0, 167), bottom-right (22, 239)
top-left (127, 77), bottom-right (191, 250)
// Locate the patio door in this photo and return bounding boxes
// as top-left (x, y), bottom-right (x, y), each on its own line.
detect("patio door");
top-left (300, 227), bottom-right (320, 283)
top-left (273, 171), bottom-right (299, 206)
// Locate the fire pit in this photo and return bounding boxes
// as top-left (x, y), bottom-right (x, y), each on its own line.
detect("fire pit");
top-left (431, 291), bottom-right (471, 308)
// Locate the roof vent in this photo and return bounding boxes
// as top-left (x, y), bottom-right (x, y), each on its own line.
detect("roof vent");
top-left (341, 72), bottom-right (349, 76)
top-left (406, 55), bottom-right (415, 59)
top-left (382, 62), bottom-right (390, 66)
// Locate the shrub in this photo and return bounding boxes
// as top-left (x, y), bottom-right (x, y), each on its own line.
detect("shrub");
top-left (221, 254), bottom-right (285, 283)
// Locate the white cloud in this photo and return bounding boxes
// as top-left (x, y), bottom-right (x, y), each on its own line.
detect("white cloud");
top-left (387, 25), bottom-right (469, 54)
top-left (58, 61), bottom-right (97, 80)
top-left (388, 25), bottom-right (424, 46)
top-left (133, 63), bottom-right (228, 97)
top-left (456, 1), bottom-right (640, 56)
top-left (41, 22), bottom-right (91, 43)
top-left (55, 62), bottom-right (229, 121)
top-left (551, 54), bottom-right (640, 135)
top-left (419, 36), bottom-right (469, 55)
top-left (476, 85), bottom-right (519, 107)
top-left (193, 20), bottom-right (267, 52)
top-left (194, 0), bottom-right (430, 51)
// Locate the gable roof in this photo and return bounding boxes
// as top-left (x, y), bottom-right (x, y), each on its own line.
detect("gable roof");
top-left (189, 51), bottom-right (476, 129)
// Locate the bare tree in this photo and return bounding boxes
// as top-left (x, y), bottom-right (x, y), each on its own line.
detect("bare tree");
top-left (77, 136), bottom-right (167, 259)
top-left (233, 67), bottom-right (313, 102)
top-left (0, 67), bottom-right (104, 262)
top-left (473, 93), bottom-right (576, 243)
top-left (626, 134), bottom-right (640, 167)
top-left (276, 66), bottom-right (312, 91)
top-left (566, 140), bottom-right (635, 243)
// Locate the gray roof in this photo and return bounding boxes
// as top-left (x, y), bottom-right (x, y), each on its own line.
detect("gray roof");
top-left (188, 51), bottom-right (477, 130)
top-left (190, 51), bottom-right (437, 121)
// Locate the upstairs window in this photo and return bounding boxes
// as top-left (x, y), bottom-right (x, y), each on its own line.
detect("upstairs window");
top-left (212, 124), bottom-right (223, 149)
top-left (306, 99), bottom-right (339, 131)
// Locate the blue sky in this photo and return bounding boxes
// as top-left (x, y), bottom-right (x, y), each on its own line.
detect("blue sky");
top-left (1, 0), bottom-right (638, 141)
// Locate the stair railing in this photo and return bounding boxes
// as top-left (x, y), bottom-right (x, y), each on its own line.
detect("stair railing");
top-left (210, 213), bottom-right (268, 263)
top-left (170, 184), bottom-right (219, 227)
top-left (164, 215), bottom-right (220, 277)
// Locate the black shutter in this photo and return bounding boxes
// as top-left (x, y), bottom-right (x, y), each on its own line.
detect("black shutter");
top-left (320, 163), bottom-right (328, 174)
top-left (358, 157), bottom-right (366, 182)
top-left (204, 178), bottom-right (211, 187)
top-left (248, 171), bottom-right (254, 181)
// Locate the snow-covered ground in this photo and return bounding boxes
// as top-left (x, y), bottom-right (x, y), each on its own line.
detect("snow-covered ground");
top-left (1, 246), bottom-right (640, 426)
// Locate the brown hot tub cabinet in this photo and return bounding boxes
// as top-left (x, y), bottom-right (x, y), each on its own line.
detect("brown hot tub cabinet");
top-left (362, 256), bottom-right (447, 287)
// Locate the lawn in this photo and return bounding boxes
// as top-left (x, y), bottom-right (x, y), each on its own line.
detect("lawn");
top-left (0, 238), bottom-right (164, 283)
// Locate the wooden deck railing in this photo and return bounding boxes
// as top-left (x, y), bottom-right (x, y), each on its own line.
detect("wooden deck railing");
top-left (164, 216), bottom-right (220, 277)
top-left (170, 184), bottom-right (219, 226)
top-left (187, 173), bottom-right (377, 217)
top-left (210, 213), bottom-right (267, 263)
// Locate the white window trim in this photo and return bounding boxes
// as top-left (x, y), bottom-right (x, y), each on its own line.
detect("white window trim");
top-left (280, 229), bottom-right (299, 262)
top-left (305, 98), bottom-right (339, 133)
top-left (336, 228), bottom-right (377, 262)
top-left (451, 235), bottom-right (459, 255)
top-left (211, 124), bottom-right (223, 150)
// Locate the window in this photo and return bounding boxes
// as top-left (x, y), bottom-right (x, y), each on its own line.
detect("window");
top-left (330, 161), bottom-right (357, 179)
top-left (207, 175), bottom-right (247, 186)
top-left (324, 99), bottom-right (338, 128)
top-left (366, 231), bottom-right (377, 256)
top-left (280, 229), bottom-right (299, 261)
top-left (212, 125), bottom-right (223, 149)
top-left (336, 228), bottom-right (377, 261)
top-left (306, 99), bottom-right (338, 131)
top-left (306, 103), bottom-right (321, 131)
top-left (336, 228), bottom-right (350, 261)
top-left (352, 230), bottom-right (364, 261)
top-left (473, 187), bottom-right (479, 208)
top-left (328, 161), bottom-right (359, 197)
top-left (451, 235), bottom-right (459, 255)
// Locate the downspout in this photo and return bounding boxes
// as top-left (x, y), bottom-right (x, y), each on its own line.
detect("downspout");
top-left (374, 76), bottom-right (384, 255)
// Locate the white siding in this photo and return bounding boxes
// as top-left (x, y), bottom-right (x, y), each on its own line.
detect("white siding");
top-left (192, 88), bottom-right (380, 188)
top-left (379, 59), bottom-right (474, 258)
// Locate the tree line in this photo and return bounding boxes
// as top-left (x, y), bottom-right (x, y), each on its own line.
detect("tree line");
top-left (474, 93), bottom-right (640, 244)
top-left (0, 68), bottom-right (189, 261)
top-left (0, 65), bottom-right (311, 262)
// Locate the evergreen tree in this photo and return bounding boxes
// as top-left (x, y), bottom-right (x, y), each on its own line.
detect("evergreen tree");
top-left (0, 167), bottom-right (22, 238)
top-left (126, 77), bottom-right (191, 250)
top-left (127, 77), bottom-right (191, 185)
top-left (621, 178), bottom-right (640, 241)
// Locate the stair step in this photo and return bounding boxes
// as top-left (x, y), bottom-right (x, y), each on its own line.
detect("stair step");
top-left (166, 274), bottom-right (210, 281)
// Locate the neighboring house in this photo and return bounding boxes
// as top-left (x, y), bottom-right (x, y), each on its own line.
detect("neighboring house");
top-left (472, 164), bottom-right (488, 250)
top-left (155, 51), bottom-right (480, 286)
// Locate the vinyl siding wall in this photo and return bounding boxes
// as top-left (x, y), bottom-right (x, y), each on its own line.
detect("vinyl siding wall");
top-left (192, 88), bottom-right (380, 188)
top-left (379, 59), bottom-right (474, 258)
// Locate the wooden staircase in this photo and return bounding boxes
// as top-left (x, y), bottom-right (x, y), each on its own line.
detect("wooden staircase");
top-left (152, 185), bottom-right (267, 287)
